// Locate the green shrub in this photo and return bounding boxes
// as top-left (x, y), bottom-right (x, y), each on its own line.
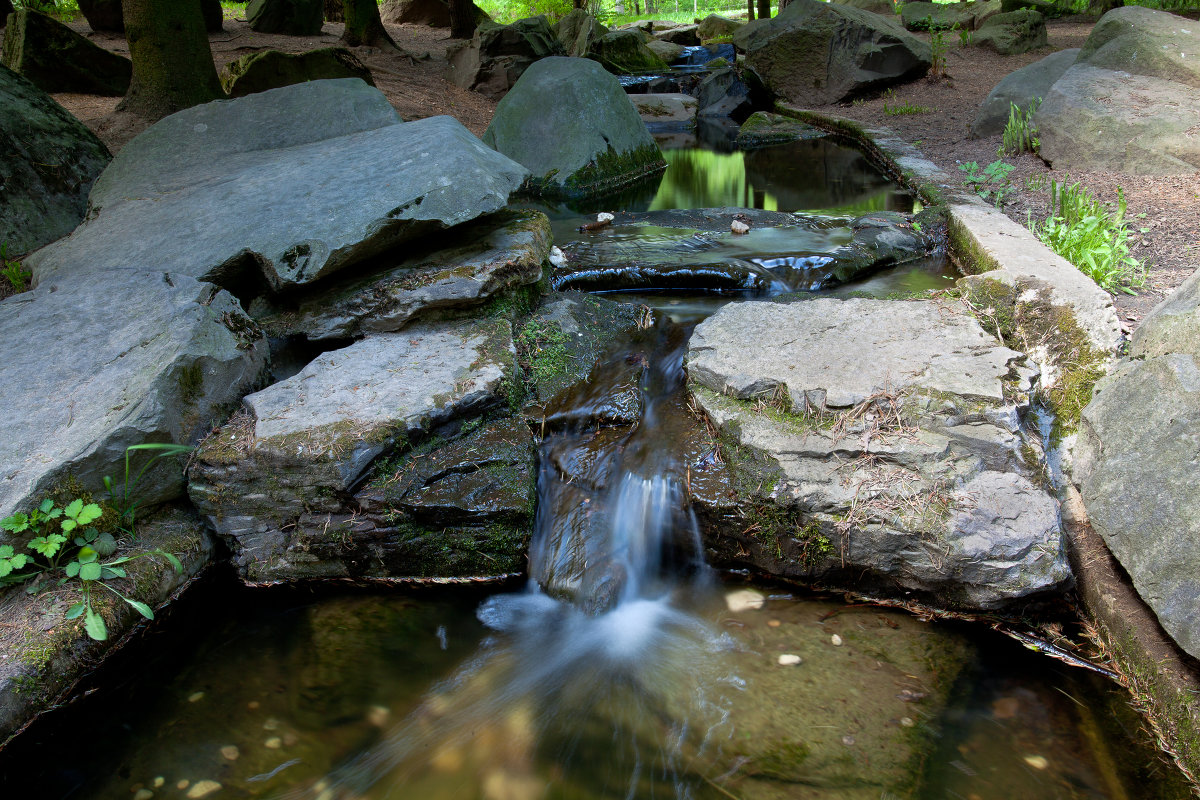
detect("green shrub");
top-left (998, 98), bottom-right (1040, 157)
top-left (959, 159), bottom-right (1014, 206)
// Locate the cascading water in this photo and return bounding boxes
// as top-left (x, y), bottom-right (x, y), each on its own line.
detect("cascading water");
top-left (294, 319), bottom-right (744, 800)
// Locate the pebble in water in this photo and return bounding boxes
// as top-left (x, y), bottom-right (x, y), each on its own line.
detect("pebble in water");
top-left (1023, 755), bottom-right (1049, 770)
top-left (153, 777), bottom-right (164, 788)
top-left (831, 634), bottom-right (843, 646)
top-left (731, 219), bottom-right (750, 235)
top-left (220, 745), bottom-right (239, 761)
top-left (176, 780), bottom-right (189, 791)
top-left (247, 701), bottom-right (260, 710)
top-left (777, 654), bottom-right (802, 666)
top-left (725, 589), bottom-right (765, 612)
top-left (186, 780), bottom-right (222, 799)
top-left (842, 735), bottom-right (856, 746)
top-left (265, 737), bottom-right (283, 750)
top-left (767, 619), bottom-right (781, 627)
top-left (263, 717), bottom-right (280, 731)
top-left (900, 717), bottom-right (915, 728)
top-left (133, 790), bottom-right (153, 800)
top-left (366, 705), bottom-right (390, 727)
top-left (187, 692), bottom-right (205, 703)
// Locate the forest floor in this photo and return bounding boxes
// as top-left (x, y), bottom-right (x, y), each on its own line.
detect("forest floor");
top-left (50, 14), bottom-right (1200, 329)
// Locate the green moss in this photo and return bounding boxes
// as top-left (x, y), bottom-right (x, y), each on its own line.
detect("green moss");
top-left (177, 363), bottom-right (204, 406)
top-left (527, 143), bottom-right (666, 200)
top-left (746, 739), bottom-right (812, 780)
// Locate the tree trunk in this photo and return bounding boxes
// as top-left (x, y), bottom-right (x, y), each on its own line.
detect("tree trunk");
top-left (756, 0), bottom-right (769, 19)
top-left (117, 0), bottom-right (223, 120)
top-left (746, 0), bottom-right (755, 20)
top-left (324, 0), bottom-right (344, 22)
top-left (448, 0), bottom-right (477, 39)
top-left (201, 0), bottom-right (223, 31)
top-left (342, 0), bottom-right (401, 49)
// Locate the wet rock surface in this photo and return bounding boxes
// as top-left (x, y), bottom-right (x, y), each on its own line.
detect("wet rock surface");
top-left (736, 111), bottom-right (826, 148)
top-left (687, 298), bottom-right (1072, 610)
top-left (552, 208), bottom-right (936, 294)
top-left (1074, 269), bottom-right (1200, 659)
top-left (0, 63), bottom-right (111, 256)
top-left (483, 57), bottom-right (665, 199)
top-left (252, 209), bottom-right (550, 342)
top-left (189, 318), bottom-right (516, 582)
top-left (27, 81), bottom-right (528, 293)
top-left (0, 269), bottom-right (267, 521)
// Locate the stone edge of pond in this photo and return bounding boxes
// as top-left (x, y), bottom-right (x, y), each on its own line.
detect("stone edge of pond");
top-left (775, 102), bottom-right (1200, 788)
top-left (0, 506), bottom-right (214, 749)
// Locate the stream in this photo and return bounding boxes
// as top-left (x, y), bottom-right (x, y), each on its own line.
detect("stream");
top-left (0, 133), bottom-right (1189, 800)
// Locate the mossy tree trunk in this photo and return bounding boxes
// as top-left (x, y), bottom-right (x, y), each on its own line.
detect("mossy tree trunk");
top-left (746, 0), bottom-right (755, 20)
top-left (341, 0), bottom-right (400, 49)
top-left (756, 0), bottom-right (769, 18)
top-left (448, 0), bottom-right (476, 39)
top-left (324, 0), bottom-right (344, 22)
top-left (117, 0), bottom-right (224, 120)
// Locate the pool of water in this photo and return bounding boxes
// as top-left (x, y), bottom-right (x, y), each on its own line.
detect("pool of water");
top-left (0, 575), bottom-right (1184, 800)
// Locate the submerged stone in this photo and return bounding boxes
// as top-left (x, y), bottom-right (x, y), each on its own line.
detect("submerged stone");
top-left (736, 111), bottom-right (826, 148)
top-left (189, 318), bottom-right (516, 582)
top-left (483, 57), bottom-right (665, 199)
top-left (687, 298), bottom-right (1071, 610)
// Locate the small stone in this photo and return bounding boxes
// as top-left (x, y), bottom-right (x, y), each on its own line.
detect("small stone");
top-left (246, 701), bottom-right (260, 710)
top-left (134, 790), bottom-right (153, 800)
top-left (549, 246), bottom-right (567, 268)
top-left (731, 220), bottom-right (750, 235)
top-left (842, 735), bottom-right (856, 746)
top-left (283, 732), bottom-right (299, 747)
top-left (366, 705), bottom-right (391, 727)
top-left (264, 737), bottom-right (283, 749)
top-left (176, 781), bottom-right (189, 791)
top-left (777, 653), bottom-right (802, 666)
top-left (153, 778), bottom-right (164, 789)
top-left (187, 691), bottom-right (205, 703)
top-left (831, 634), bottom-right (843, 646)
top-left (900, 716), bottom-right (915, 728)
top-left (186, 780), bottom-right (222, 799)
top-left (263, 717), bottom-right (280, 731)
top-left (219, 745), bottom-right (239, 761)
top-left (1023, 754), bottom-right (1048, 770)
top-left (725, 589), bottom-right (765, 612)
top-left (596, 212), bottom-right (614, 223)
top-left (130, 785), bottom-right (144, 794)
top-left (767, 619), bottom-right (781, 627)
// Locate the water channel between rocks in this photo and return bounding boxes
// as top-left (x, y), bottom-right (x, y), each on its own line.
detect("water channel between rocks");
top-left (0, 135), bottom-right (1188, 800)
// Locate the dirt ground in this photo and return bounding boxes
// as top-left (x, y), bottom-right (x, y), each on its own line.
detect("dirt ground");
top-left (46, 12), bottom-right (1200, 329)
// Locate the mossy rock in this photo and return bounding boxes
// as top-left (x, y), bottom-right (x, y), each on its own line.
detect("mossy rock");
top-left (736, 110), bottom-right (826, 148)
top-left (220, 47), bottom-right (373, 98)
top-left (589, 29), bottom-right (669, 74)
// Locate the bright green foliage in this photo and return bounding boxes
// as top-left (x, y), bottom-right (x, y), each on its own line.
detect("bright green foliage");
top-left (1030, 181), bottom-right (1147, 295)
top-left (884, 100), bottom-right (935, 115)
top-left (0, 445), bottom-right (189, 640)
top-left (103, 442), bottom-right (193, 532)
top-left (959, 159), bottom-right (1014, 206)
top-left (929, 28), bottom-right (948, 78)
top-left (1, 244), bottom-right (32, 293)
top-left (998, 98), bottom-right (1040, 157)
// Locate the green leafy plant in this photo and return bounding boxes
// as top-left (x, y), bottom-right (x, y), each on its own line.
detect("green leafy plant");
top-left (1, 244), bottom-right (31, 293)
top-left (958, 25), bottom-right (972, 46)
top-left (930, 28), bottom-right (948, 78)
top-left (1030, 181), bottom-right (1147, 295)
top-left (998, 98), bottom-right (1041, 157)
top-left (959, 159), bottom-right (1015, 206)
top-left (884, 99), bottom-right (935, 115)
top-left (103, 442), bottom-right (193, 532)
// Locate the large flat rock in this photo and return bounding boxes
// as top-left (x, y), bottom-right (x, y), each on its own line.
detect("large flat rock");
top-left (0, 269), bottom-right (268, 521)
top-left (189, 318), bottom-right (517, 581)
top-left (27, 80), bottom-right (529, 293)
top-left (688, 299), bottom-right (1071, 609)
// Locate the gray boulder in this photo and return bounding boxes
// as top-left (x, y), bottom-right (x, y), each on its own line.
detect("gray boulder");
top-left (1036, 7), bottom-right (1200, 174)
top-left (973, 9), bottom-right (1047, 55)
top-left (0, 268), bottom-right (268, 521)
top-left (247, 0), bottom-right (323, 35)
top-left (1036, 63), bottom-right (1200, 174)
top-left (189, 318), bottom-right (516, 582)
top-left (448, 16), bottom-right (565, 100)
top-left (381, 0), bottom-right (489, 26)
top-left (1074, 349), bottom-right (1200, 658)
top-left (696, 66), bottom-right (758, 118)
top-left (1131, 267), bottom-right (1200, 360)
top-left (219, 47), bottom-right (373, 97)
top-left (1, 8), bottom-right (131, 95)
top-left (0, 64), bottom-right (111, 257)
top-left (1001, 0), bottom-right (1063, 16)
top-left (734, 0), bottom-right (931, 105)
top-left (697, 14), bottom-right (742, 41)
top-left (647, 38), bottom-right (686, 63)
top-left (554, 8), bottom-right (608, 57)
top-left (27, 80), bottom-right (528, 293)
top-left (630, 92), bottom-right (698, 126)
top-left (689, 299), bottom-right (1070, 610)
top-left (654, 23), bottom-right (700, 45)
top-left (252, 209), bottom-right (551, 341)
top-left (483, 57), bottom-right (665, 199)
top-left (590, 29), bottom-right (669, 73)
top-left (971, 47), bottom-right (1077, 136)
